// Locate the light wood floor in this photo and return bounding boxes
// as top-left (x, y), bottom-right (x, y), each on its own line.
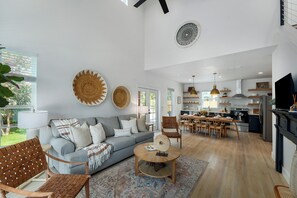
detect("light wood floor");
top-left (171, 130), bottom-right (287, 198)
top-left (12, 131), bottom-right (287, 198)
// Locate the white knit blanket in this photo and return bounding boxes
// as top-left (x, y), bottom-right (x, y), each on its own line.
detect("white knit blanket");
top-left (52, 118), bottom-right (80, 140)
top-left (83, 143), bottom-right (112, 170)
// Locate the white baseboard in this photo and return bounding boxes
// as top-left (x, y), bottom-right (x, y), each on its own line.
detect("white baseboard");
top-left (282, 166), bottom-right (290, 184)
top-left (271, 151), bottom-right (290, 183)
top-left (271, 151), bottom-right (275, 161)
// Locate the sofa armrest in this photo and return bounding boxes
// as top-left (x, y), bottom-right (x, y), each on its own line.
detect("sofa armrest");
top-left (64, 149), bottom-right (88, 164)
top-left (50, 138), bottom-right (75, 155)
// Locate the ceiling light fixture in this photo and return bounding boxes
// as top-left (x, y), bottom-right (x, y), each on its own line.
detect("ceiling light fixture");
top-left (189, 75), bottom-right (197, 96)
top-left (210, 73), bottom-right (220, 96)
top-left (258, 71), bottom-right (263, 75)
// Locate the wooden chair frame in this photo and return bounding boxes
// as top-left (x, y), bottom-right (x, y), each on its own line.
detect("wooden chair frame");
top-left (162, 116), bottom-right (182, 148)
top-left (0, 138), bottom-right (90, 198)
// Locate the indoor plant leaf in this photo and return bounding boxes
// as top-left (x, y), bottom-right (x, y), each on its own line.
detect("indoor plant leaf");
top-left (0, 96), bottom-right (9, 107)
top-left (0, 85), bottom-right (15, 97)
top-left (0, 63), bottom-right (11, 74)
top-left (6, 76), bottom-right (24, 82)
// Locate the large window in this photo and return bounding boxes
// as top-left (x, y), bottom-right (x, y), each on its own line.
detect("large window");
top-left (0, 49), bottom-right (37, 146)
top-left (201, 91), bottom-right (219, 109)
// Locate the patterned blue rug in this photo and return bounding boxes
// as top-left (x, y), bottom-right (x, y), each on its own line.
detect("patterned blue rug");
top-left (78, 155), bottom-right (208, 198)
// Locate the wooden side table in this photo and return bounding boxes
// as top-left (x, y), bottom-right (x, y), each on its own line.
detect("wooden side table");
top-left (146, 123), bottom-right (154, 131)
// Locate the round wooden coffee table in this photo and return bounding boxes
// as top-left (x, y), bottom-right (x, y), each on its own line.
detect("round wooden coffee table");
top-left (134, 142), bottom-right (181, 183)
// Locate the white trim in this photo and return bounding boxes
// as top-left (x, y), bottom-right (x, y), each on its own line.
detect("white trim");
top-left (271, 151), bottom-right (275, 161)
top-left (282, 166), bottom-right (290, 184)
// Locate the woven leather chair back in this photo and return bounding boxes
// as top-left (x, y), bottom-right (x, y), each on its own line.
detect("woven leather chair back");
top-left (0, 138), bottom-right (47, 188)
top-left (162, 116), bottom-right (178, 129)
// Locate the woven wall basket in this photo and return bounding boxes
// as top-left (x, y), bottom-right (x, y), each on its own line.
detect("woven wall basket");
top-left (73, 70), bottom-right (107, 106)
top-left (112, 86), bottom-right (130, 109)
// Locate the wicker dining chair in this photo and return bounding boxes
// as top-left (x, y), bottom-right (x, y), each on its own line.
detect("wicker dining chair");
top-left (0, 138), bottom-right (90, 198)
top-left (162, 116), bottom-right (182, 148)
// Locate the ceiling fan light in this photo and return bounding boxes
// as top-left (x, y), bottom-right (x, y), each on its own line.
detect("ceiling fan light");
top-left (210, 85), bottom-right (220, 95)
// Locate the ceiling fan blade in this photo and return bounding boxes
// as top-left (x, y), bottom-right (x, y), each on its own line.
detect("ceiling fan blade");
top-left (134, 0), bottom-right (147, 8)
top-left (159, 0), bottom-right (169, 14)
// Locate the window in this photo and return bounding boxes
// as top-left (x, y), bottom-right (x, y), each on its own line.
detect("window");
top-left (0, 49), bottom-right (37, 146)
top-left (201, 91), bottom-right (218, 109)
top-left (121, 0), bottom-right (128, 6)
top-left (167, 88), bottom-right (174, 116)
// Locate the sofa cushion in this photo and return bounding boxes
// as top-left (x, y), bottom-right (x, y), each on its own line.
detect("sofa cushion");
top-left (118, 114), bottom-right (137, 128)
top-left (104, 136), bottom-right (135, 152)
top-left (131, 132), bottom-right (154, 143)
top-left (96, 116), bottom-right (120, 137)
top-left (70, 122), bottom-right (92, 150)
top-left (121, 119), bottom-right (138, 133)
top-left (137, 115), bottom-right (148, 132)
top-left (77, 117), bottom-right (96, 126)
top-left (90, 123), bottom-right (106, 144)
top-left (114, 128), bottom-right (131, 137)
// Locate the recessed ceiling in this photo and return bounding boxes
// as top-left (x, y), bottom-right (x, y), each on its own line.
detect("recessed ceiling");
top-left (147, 46), bottom-right (276, 83)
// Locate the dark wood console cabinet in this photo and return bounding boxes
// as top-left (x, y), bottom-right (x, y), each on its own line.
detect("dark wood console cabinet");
top-left (272, 110), bottom-right (297, 173)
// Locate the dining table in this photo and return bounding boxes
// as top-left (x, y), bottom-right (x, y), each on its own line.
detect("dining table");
top-left (180, 115), bottom-right (240, 140)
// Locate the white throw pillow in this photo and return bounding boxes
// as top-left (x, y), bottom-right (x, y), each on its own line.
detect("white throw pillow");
top-left (90, 123), bottom-right (106, 144)
top-left (114, 128), bottom-right (131, 137)
top-left (121, 119), bottom-right (138, 134)
top-left (137, 115), bottom-right (147, 132)
top-left (70, 122), bottom-right (92, 150)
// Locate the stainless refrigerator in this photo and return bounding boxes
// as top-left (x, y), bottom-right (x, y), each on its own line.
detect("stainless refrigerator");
top-left (259, 95), bottom-right (272, 142)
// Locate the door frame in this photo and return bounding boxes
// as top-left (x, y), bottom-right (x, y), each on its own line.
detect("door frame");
top-left (137, 87), bottom-right (160, 130)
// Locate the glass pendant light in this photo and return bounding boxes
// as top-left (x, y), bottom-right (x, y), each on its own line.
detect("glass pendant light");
top-left (190, 75), bottom-right (197, 96)
top-left (210, 73), bottom-right (220, 96)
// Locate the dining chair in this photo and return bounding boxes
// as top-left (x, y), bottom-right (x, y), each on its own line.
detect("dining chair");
top-left (199, 117), bottom-right (210, 136)
top-left (209, 119), bottom-right (224, 138)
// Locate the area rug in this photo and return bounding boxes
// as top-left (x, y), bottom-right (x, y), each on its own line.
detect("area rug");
top-left (78, 155), bottom-right (208, 198)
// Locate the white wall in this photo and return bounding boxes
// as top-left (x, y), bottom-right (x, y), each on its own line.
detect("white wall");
top-left (144, 0), bottom-right (279, 69)
top-left (183, 78), bottom-right (272, 112)
top-left (272, 27), bottom-right (297, 183)
top-left (0, 0), bottom-right (183, 142)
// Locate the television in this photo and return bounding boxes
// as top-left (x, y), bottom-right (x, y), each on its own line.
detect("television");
top-left (275, 73), bottom-right (295, 110)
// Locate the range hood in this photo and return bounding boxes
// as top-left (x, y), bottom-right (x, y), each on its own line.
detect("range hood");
top-left (232, 80), bottom-right (247, 98)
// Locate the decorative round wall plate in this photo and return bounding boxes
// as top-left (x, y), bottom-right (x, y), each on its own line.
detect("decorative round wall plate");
top-left (176, 21), bottom-right (201, 47)
top-left (73, 70), bottom-right (107, 106)
top-left (112, 86), bottom-right (131, 109)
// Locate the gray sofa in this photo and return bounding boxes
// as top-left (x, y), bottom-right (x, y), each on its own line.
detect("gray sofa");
top-left (49, 114), bottom-right (154, 174)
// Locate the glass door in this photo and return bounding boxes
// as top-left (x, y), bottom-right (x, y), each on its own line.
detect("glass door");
top-left (138, 88), bottom-right (159, 129)
top-left (167, 88), bottom-right (175, 116)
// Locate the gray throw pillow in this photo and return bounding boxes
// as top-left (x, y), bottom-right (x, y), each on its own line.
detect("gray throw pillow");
top-left (137, 115), bottom-right (147, 132)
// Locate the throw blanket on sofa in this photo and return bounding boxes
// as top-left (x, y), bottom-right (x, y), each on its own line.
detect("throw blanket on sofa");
top-left (52, 118), bottom-right (80, 140)
top-left (83, 143), bottom-right (112, 171)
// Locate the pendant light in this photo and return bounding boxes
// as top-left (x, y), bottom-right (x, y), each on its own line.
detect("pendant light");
top-left (210, 73), bottom-right (220, 96)
top-left (190, 75), bottom-right (197, 96)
